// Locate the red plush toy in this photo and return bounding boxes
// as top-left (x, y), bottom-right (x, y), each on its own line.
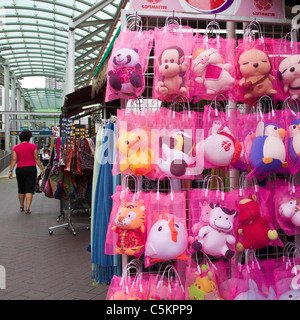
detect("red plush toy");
top-left (236, 194), bottom-right (278, 252)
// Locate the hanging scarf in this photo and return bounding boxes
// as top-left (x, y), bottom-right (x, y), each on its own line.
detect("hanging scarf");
top-left (91, 122), bottom-right (121, 285)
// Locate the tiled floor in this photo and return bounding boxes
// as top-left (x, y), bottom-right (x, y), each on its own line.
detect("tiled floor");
top-left (0, 167), bottom-right (109, 300)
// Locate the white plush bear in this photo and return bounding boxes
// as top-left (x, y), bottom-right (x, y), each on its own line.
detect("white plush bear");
top-left (279, 199), bottom-right (300, 227)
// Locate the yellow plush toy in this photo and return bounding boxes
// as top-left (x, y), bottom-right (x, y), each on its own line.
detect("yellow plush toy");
top-left (116, 128), bottom-right (154, 176)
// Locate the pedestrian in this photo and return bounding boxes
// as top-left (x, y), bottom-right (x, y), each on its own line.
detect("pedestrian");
top-left (42, 145), bottom-right (50, 167)
top-left (8, 130), bottom-right (45, 215)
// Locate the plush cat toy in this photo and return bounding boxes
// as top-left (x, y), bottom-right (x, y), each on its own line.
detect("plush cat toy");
top-left (108, 48), bottom-right (143, 95)
top-left (192, 48), bottom-right (235, 96)
top-left (116, 128), bottom-right (154, 176)
top-left (236, 195), bottom-right (278, 252)
top-left (238, 49), bottom-right (277, 100)
top-left (279, 199), bottom-right (300, 227)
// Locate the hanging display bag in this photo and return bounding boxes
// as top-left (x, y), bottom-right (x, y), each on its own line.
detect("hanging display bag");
top-left (144, 177), bottom-right (188, 267)
top-left (105, 15), bottom-right (154, 102)
top-left (105, 174), bottom-right (149, 259)
top-left (155, 95), bottom-right (197, 179)
top-left (247, 96), bottom-right (288, 180)
top-left (282, 97), bottom-right (300, 174)
top-left (113, 99), bottom-right (157, 179)
top-left (191, 21), bottom-right (235, 102)
top-left (195, 101), bottom-right (242, 171)
top-left (190, 175), bottom-right (239, 260)
top-left (275, 175), bottom-right (300, 236)
top-left (106, 260), bottom-right (148, 300)
top-left (78, 138), bottom-right (95, 174)
top-left (235, 21), bottom-right (277, 105)
top-left (148, 264), bottom-right (185, 300)
top-left (153, 17), bottom-right (193, 102)
top-left (274, 31), bottom-right (300, 101)
top-left (235, 173), bottom-right (282, 253)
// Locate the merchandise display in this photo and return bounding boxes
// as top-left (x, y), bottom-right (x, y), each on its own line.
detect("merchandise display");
top-left (99, 14), bottom-right (300, 300)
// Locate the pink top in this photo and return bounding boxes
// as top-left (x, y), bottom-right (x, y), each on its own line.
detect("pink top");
top-left (13, 142), bottom-right (37, 167)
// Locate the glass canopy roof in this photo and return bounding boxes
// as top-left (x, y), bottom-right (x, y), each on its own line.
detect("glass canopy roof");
top-left (0, 0), bottom-right (128, 112)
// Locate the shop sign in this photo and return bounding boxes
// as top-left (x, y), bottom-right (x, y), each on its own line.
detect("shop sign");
top-left (10, 130), bottom-right (53, 136)
top-left (130, 0), bottom-right (285, 20)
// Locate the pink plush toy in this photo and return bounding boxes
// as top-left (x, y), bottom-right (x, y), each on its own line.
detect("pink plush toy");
top-left (192, 48), bottom-right (235, 96)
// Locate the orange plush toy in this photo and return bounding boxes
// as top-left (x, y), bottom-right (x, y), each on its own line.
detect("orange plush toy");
top-left (112, 199), bottom-right (146, 256)
top-left (238, 49), bottom-right (277, 100)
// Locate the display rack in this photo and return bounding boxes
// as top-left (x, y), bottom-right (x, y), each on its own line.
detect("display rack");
top-left (116, 8), bottom-right (299, 275)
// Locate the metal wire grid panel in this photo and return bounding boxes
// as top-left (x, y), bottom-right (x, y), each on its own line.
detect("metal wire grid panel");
top-left (119, 11), bottom-right (299, 280)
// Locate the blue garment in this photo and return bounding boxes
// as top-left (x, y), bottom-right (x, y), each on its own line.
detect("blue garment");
top-left (91, 122), bottom-right (120, 285)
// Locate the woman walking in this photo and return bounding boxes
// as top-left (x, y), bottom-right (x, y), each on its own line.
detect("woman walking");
top-left (8, 130), bottom-right (44, 214)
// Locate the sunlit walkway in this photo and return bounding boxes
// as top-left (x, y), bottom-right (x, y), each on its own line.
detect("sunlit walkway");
top-left (0, 167), bottom-right (108, 300)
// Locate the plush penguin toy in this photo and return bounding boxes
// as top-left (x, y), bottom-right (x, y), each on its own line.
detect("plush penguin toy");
top-left (249, 121), bottom-right (288, 175)
top-left (288, 119), bottom-right (300, 165)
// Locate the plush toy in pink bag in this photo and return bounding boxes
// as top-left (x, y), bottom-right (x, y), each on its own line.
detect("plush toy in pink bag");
top-left (277, 54), bottom-right (300, 99)
top-left (156, 46), bottom-right (189, 97)
top-left (192, 202), bottom-right (238, 259)
top-left (236, 194), bottom-right (278, 252)
top-left (192, 48), bottom-right (235, 97)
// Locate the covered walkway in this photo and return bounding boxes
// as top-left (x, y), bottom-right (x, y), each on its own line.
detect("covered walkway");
top-left (0, 166), bottom-right (108, 300)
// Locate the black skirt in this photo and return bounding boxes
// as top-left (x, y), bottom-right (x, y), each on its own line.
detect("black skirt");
top-left (16, 166), bottom-right (37, 194)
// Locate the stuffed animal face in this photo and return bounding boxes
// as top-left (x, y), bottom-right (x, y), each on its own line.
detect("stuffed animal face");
top-left (193, 48), bottom-right (223, 74)
top-left (117, 129), bottom-right (151, 155)
top-left (145, 212), bottom-right (188, 260)
top-left (209, 202), bottom-right (237, 232)
top-left (278, 55), bottom-right (300, 96)
top-left (158, 46), bottom-right (186, 78)
top-left (114, 199), bottom-right (146, 230)
top-left (238, 49), bottom-right (271, 78)
top-left (188, 272), bottom-right (217, 300)
top-left (112, 48), bottom-right (140, 69)
top-left (239, 195), bottom-right (260, 224)
top-left (289, 120), bottom-right (300, 137)
top-left (264, 124), bottom-right (286, 139)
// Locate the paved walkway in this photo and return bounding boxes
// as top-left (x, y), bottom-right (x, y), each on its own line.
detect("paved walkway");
top-left (0, 167), bottom-right (109, 300)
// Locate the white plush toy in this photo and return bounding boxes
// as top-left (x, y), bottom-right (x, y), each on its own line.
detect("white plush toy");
top-left (145, 212), bottom-right (188, 262)
top-left (192, 48), bottom-right (235, 96)
top-left (191, 202), bottom-right (237, 259)
top-left (279, 199), bottom-right (300, 227)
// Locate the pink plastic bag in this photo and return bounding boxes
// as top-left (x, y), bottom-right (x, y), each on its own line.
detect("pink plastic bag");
top-left (274, 37), bottom-right (300, 100)
top-left (235, 173), bottom-right (283, 252)
top-left (105, 175), bottom-right (149, 259)
top-left (185, 258), bottom-right (222, 300)
top-left (247, 96), bottom-right (288, 181)
top-left (190, 175), bottom-right (239, 260)
top-left (148, 264), bottom-right (185, 300)
top-left (154, 97), bottom-right (198, 179)
top-left (153, 22), bottom-right (193, 102)
top-left (191, 22), bottom-right (235, 102)
top-left (105, 26), bottom-right (153, 102)
top-left (283, 97), bottom-right (300, 174)
top-left (229, 257), bottom-right (277, 300)
top-left (113, 105), bottom-right (157, 179)
top-left (106, 260), bottom-right (148, 300)
top-left (144, 178), bottom-right (188, 267)
top-left (235, 21), bottom-right (277, 104)
top-left (274, 245), bottom-right (300, 300)
top-left (275, 177), bottom-right (300, 236)
top-left (195, 103), bottom-right (242, 171)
